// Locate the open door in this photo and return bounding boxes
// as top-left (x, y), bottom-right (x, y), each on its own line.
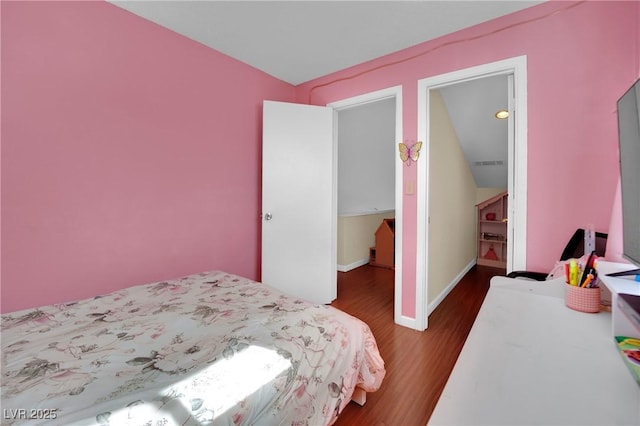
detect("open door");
top-left (261, 100), bottom-right (337, 304)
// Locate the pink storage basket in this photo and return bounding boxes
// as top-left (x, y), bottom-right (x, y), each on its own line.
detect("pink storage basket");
top-left (564, 283), bottom-right (601, 313)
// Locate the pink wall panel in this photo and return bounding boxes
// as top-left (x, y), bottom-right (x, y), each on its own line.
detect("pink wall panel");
top-left (295, 1), bottom-right (639, 319)
top-left (1, 1), bottom-right (295, 313)
top-left (2, 1), bottom-right (638, 321)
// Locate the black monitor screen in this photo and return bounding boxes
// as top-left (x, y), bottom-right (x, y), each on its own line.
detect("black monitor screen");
top-left (616, 79), bottom-right (640, 271)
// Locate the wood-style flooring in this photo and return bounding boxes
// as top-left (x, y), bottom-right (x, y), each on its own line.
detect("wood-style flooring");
top-left (330, 264), bottom-right (505, 426)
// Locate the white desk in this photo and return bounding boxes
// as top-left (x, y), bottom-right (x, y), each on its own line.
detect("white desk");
top-left (428, 276), bottom-right (640, 426)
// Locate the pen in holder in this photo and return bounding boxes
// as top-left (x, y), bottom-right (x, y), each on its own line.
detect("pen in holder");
top-left (564, 252), bottom-right (601, 313)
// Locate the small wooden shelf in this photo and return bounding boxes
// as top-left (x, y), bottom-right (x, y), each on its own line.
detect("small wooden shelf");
top-left (369, 218), bottom-right (395, 269)
top-left (476, 192), bottom-right (507, 268)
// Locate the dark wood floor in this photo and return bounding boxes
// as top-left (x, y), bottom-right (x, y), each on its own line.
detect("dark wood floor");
top-left (330, 264), bottom-right (505, 426)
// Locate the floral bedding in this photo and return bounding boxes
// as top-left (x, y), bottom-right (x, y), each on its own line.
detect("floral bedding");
top-left (1, 271), bottom-right (385, 425)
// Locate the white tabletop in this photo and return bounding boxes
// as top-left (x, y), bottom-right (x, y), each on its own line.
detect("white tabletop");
top-left (428, 276), bottom-right (640, 425)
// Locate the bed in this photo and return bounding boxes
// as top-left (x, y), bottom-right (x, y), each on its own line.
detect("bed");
top-left (1, 271), bottom-right (385, 425)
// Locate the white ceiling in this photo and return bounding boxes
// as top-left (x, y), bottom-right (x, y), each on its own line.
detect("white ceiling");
top-left (109, 0), bottom-right (542, 85)
top-left (108, 0), bottom-right (543, 188)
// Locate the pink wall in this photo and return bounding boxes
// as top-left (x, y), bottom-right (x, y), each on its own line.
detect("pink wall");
top-left (296, 1), bottom-right (640, 318)
top-left (1, 1), bottom-right (295, 313)
top-left (2, 1), bottom-right (638, 319)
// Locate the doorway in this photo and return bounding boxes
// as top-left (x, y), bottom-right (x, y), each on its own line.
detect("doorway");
top-left (328, 86), bottom-right (404, 325)
top-left (416, 56), bottom-right (528, 330)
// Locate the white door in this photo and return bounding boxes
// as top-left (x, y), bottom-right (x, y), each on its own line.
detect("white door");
top-left (261, 100), bottom-right (337, 304)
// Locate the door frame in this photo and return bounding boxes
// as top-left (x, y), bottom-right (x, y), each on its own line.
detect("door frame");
top-left (328, 85), bottom-right (404, 326)
top-left (416, 56), bottom-right (528, 330)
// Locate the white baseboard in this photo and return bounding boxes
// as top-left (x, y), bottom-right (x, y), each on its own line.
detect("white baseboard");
top-left (337, 258), bottom-right (369, 272)
top-left (427, 259), bottom-right (476, 316)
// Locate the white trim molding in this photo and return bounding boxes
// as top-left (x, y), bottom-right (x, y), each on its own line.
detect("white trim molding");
top-left (328, 85), bottom-right (404, 326)
top-left (416, 56), bottom-right (528, 331)
top-left (337, 259), bottom-right (369, 273)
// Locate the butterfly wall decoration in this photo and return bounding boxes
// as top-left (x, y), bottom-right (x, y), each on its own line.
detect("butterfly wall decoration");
top-left (398, 141), bottom-right (423, 166)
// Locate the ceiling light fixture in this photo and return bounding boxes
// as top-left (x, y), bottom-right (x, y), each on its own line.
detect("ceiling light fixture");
top-left (495, 110), bottom-right (509, 119)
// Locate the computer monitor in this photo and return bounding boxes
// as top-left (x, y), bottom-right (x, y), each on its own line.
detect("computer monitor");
top-left (608, 79), bottom-right (640, 278)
